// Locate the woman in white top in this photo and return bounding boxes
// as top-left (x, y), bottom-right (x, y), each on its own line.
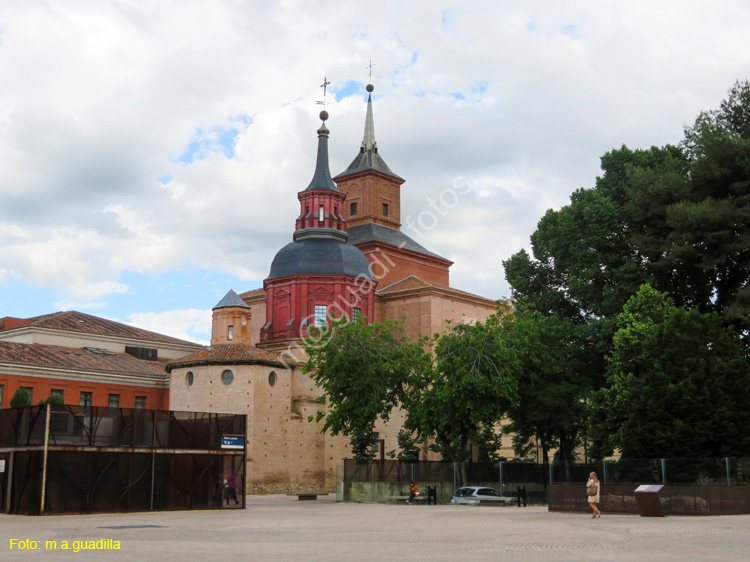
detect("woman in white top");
top-left (586, 471), bottom-right (601, 518)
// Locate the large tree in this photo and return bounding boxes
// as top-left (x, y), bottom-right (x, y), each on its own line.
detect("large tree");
top-left (503, 80), bottom-right (750, 460)
top-left (500, 304), bottom-right (590, 464)
top-left (304, 314), bottom-right (519, 483)
top-left (595, 285), bottom-right (750, 458)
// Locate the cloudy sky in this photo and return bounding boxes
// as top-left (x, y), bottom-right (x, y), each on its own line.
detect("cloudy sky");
top-left (1, 1), bottom-right (748, 344)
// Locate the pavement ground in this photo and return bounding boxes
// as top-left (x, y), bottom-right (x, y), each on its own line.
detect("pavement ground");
top-left (1, 495), bottom-right (749, 561)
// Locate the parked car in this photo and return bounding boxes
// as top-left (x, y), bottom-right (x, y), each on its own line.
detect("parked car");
top-left (451, 486), bottom-right (509, 504)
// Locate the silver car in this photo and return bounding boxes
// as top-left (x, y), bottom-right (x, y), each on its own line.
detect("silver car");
top-left (451, 486), bottom-right (509, 505)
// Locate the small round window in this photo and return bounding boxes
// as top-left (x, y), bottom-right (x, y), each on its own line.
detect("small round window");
top-left (268, 371), bottom-right (277, 387)
top-left (186, 371), bottom-right (194, 386)
top-left (222, 369), bottom-right (234, 385)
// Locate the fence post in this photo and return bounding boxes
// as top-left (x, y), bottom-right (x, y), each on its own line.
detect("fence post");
top-left (602, 459), bottom-right (608, 485)
top-left (40, 404), bottom-right (51, 514)
top-left (548, 461), bottom-right (553, 485)
top-left (370, 462), bottom-right (375, 503)
top-left (660, 458), bottom-right (667, 485)
top-left (725, 457), bottom-right (731, 486)
top-left (499, 461), bottom-right (503, 493)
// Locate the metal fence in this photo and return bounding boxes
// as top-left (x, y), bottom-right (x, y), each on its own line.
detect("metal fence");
top-left (342, 457), bottom-right (750, 505)
top-left (0, 404), bottom-right (246, 515)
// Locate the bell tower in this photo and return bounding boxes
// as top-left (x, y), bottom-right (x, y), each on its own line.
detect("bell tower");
top-left (333, 84), bottom-right (453, 288)
top-left (334, 84), bottom-right (404, 229)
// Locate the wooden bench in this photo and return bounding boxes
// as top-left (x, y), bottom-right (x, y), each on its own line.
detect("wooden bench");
top-left (384, 495), bottom-right (430, 504)
top-left (286, 492), bottom-right (329, 501)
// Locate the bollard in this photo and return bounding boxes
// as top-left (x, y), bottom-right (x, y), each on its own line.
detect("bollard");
top-left (517, 485), bottom-right (527, 507)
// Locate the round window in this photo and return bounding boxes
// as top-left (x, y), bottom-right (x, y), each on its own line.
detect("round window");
top-left (268, 371), bottom-right (277, 387)
top-left (222, 369), bottom-right (234, 385)
top-left (186, 371), bottom-right (194, 386)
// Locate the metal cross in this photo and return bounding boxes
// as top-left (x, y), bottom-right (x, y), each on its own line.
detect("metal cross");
top-left (366, 59), bottom-right (375, 81)
top-left (316, 76), bottom-right (331, 108)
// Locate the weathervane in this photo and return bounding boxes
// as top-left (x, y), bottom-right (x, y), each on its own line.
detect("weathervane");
top-left (366, 59), bottom-right (375, 82)
top-left (316, 76), bottom-right (331, 110)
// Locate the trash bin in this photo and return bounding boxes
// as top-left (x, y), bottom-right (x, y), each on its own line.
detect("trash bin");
top-left (517, 485), bottom-right (527, 507)
top-left (426, 486), bottom-right (437, 505)
top-left (634, 484), bottom-right (664, 517)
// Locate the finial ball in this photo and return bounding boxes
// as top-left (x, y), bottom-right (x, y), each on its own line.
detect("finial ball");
top-left (319, 110), bottom-right (329, 122)
top-left (366, 84), bottom-right (374, 92)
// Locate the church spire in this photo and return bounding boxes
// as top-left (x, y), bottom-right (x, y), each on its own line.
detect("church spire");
top-left (296, 110), bottom-right (347, 232)
top-left (361, 84), bottom-right (377, 152)
top-left (304, 111), bottom-right (338, 192)
top-left (333, 83), bottom-right (402, 181)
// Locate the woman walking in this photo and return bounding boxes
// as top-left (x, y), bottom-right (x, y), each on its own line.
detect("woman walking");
top-left (586, 471), bottom-right (601, 518)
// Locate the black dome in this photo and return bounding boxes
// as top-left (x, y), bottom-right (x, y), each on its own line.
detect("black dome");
top-left (267, 237), bottom-right (372, 280)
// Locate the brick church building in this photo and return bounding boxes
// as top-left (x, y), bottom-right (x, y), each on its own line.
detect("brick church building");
top-left (166, 85), bottom-right (502, 492)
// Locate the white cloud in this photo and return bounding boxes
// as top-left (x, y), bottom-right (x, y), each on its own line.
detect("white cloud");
top-left (128, 309), bottom-right (212, 345)
top-left (1, 0), bottom-right (749, 323)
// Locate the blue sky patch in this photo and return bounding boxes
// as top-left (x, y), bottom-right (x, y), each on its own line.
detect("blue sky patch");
top-left (175, 115), bottom-right (252, 164)
top-left (333, 80), bottom-right (362, 100)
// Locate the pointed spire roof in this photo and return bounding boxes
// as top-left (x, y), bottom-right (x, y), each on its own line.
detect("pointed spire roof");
top-left (213, 289), bottom-right (250, 310)
top-left (362, 87), bottom-right (377, 151)
top-left (304, 111), bottom-right (339, 192)
top-left (334, 84), bottom-right (402, 181)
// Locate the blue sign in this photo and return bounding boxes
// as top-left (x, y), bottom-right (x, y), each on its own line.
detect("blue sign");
top-left (221, 435), bottom-right (245, 450)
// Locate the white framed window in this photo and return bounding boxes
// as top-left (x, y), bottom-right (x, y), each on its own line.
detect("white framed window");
top-left (353, 308), bottom-right (362, 322)
top-left (80, 391), bottom-right (93, 408)
top-left (134, 396), bottom-right (147, 410)
top-left (314, 305), bottom-right (327, 328)
top-left (108, 394), bottom-right (120, 408)
top-left (228, 325), bottom-right (234, 340)
top-left (319, 205), bottom-right (325, 222)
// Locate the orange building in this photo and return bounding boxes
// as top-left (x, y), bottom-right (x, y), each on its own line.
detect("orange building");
top-left (0, 311), bottom-right (202, 410)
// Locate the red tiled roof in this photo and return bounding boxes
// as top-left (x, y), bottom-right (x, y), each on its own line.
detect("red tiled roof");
top-left (238, 288), bottom-right (265, 302)
top-left (166, 344), bottom-right (291, 372)
top-left (0, 341), bottom-right (168, 380)
top-left (378, 275), bottom-right (500, 304)
top-left (1, 311), bottom-right (199, 347)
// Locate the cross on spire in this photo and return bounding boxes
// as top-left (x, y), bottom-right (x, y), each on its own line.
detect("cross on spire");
top-left (316, 76), bottom-right (331, 109)
top-left (366, 59), bottom-right (375, 82)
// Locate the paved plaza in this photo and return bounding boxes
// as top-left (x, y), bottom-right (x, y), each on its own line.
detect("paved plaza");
top-left (2, 495), bottom-right (749, 561)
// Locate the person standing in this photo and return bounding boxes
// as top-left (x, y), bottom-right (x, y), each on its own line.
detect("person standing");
top-left (586, 471), bottom-right (601, 518)
top-left (406, 481), bottom-right (419, 505)
top-left (226, 473), bottom-right (239, 506)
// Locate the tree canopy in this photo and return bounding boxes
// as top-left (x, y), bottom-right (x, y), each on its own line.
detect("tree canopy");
top-left (503, 80), bottom-right (750, 460)
top-left (596, 285), bottom-right (750, 458)
top-left (304, 314), bottom-right (519, 478)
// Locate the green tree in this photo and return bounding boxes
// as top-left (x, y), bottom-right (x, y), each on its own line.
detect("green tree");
top-left (668, 80), bottom-right (750, 328)
top-left (349, 432), bottom-right (378, 462)
top-left (10, 388), bottom-right (32, 408)
top-left (500, 304), bottom-right (590, 465)
top-left (476, 425), bottom-right (505, 463)
top-left (305, 314), bottom-right (519, 484)
top-left (596, 285), bottom-right (750, 458)
top-left (39, 394), bottom-right (65, 406)
top-left (304, 316), bottom-right (432, 457)
top-left (406, 315), bottom-right (519, 484)
top-left (394, 429), bottom-right (421, 462)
